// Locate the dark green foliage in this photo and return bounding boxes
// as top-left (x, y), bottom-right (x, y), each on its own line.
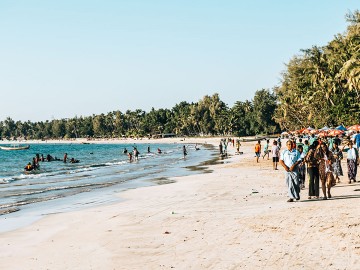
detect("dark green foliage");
top-left (274, 10), bottom-right (360, 130)
top-left (0, 92), bottom-right (279, 139)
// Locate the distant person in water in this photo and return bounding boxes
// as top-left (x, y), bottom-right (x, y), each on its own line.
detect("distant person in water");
top-left (63, 153), bottom-right (68, 163)
top-left (128, 152), bottom-right (133, 162)
top-left (32, 157), bottom-right (39, 170)
top-left (123, 148), bottom-right (128, 154)
top-left (157, 148), bottom-right (162, 154)
top-left (70, 158), bottom-right (80, 163)
top-left (183, 145), bottom-right (187, 159)
top-left (35, 153), bottom-right (40, 164)
top-left (147, 145), bottom-right (150, 153)
top-left (133, 147), bottom-right (139, 161)
top-left (24, 162), bottom-right (33, 171)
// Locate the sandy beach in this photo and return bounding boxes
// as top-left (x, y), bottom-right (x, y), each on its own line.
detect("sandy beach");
top-left (1, 138), bottom-right (360, 269)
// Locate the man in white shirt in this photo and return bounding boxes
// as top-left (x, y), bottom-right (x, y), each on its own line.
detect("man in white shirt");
top-left (279, 140), bottom-right (302, 202)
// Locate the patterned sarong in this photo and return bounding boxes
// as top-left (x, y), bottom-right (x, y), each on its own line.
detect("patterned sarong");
top-left (347, 159), bottom-right (357, 180)
top-left (285, 171), bottom-right (300, 200)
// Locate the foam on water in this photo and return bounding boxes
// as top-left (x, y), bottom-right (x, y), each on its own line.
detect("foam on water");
top-left (0, 142), bottom-right (216, 232)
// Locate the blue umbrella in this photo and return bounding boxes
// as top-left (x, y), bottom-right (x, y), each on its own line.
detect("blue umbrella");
top-left (335, 125), bottom-right (347, 131)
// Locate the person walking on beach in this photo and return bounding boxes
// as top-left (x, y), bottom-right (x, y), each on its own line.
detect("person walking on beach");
top-left (277, 136), bottom-right (282, 148)
top-left (303, 140), bottom-right (310, 155)
top-left (343, 141), bottom-right (359, 183)
top-left (309, 134), bottom-right (317, 146)
top-left (219, 141), bottom-right (223, 155)
top-left (305, 141), bottom-right (320, 199)
top-left (271, 140), bottom-right (280, 170)
top-left (236, 140), bottom-right (241, 153)
top-left (315, 143), bottom-right (336, 199)
top-left (297, 144), bottom-right (306, 189)
top-left (262, 139), bottom-right (270, 160)
top-left (255, 140), bottom-right (261, 163)
top-left (279, 140), bottom-right (302, 202)
top-left (332, 141), bottom-right (343, 183)
top-left (355, 131), bottom-right (360, 149)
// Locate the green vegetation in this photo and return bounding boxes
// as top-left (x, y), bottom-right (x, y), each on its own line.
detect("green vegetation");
top-left (274, 10), bottom-right (360, 130)
top-left (1, 11), bottom-right (359, 139)
top-left (0, 91), bottom-right (279, 139)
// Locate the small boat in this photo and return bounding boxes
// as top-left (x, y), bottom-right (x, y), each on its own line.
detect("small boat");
top-left (0, 144), bottom-right (30, 150)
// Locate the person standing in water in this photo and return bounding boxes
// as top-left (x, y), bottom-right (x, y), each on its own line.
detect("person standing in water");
top-left (63, 153), bottom-right (68, 163)
top-left (183, 145), bottom-right (187, 159)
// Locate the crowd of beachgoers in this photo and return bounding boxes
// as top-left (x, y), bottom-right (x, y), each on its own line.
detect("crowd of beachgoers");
top-left (254, 125), bottom-right (360, 202)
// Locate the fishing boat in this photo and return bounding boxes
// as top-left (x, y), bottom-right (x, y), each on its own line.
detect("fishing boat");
top-left (0, 144), bottom-right (30, 150)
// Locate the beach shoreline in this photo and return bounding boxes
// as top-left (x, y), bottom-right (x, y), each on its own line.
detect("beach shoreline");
top-left (1, 138), bottom-right (360, 269)
top-left (0, 136), bottom-right (228, 145)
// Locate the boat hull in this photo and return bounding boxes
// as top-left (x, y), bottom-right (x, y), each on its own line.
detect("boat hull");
top-left (0, 145), bottom-right (30, 150)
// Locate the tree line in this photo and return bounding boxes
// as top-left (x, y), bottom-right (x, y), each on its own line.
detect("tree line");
top-left (0, 91), bottom-right (279, 140)
top-left (1, 10), bottom-right (359, 139)
top-left (274, 10), bottom-right (360, 130)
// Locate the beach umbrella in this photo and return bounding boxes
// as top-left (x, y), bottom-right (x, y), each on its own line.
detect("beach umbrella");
top-left (335, 125), bottom-right (347, 131)
top-left (328, 130), bottom-right (344, 136)
top-left (317, 131), bottom-right (328, 137)
top-left (281, 131), bottom-right (289, 135)
top-left (346, 130), bottom-right (356, 136)
top-left (348, 124), bottom-right (360, 131)
top-left (310, 129), bottom-right (318, 134)
top-left (320, 126), bottom-right (330, 131)
top-left (302, 127), bottom-right (314, 134)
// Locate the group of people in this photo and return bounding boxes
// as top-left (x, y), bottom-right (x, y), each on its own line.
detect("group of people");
top-left (219, 138), bottom-right (238, 157)
top-left (125, 147), bottom-right (140, 162)
top-left (63, 153), bottom-right (80, 163)
top-left (123, 145), bottom-right (189, 162)
top-left (24, 152), bottom-right (80, 172)
top-left (256, 133), bottom-right (359, 202)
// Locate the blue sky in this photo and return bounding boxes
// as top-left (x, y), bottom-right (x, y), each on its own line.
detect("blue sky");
top-left (0, 0), bottom-right (359, 122)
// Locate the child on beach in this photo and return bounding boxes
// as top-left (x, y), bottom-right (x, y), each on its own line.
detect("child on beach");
top-left (271, 140), bottom-right (280, 170)
top-left (255, 140), bottom-right (261, 163)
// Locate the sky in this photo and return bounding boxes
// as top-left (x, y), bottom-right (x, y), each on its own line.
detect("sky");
top-left (0, 0), bottom-right (359, 122)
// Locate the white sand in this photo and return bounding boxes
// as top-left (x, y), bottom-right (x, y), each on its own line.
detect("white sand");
top-left (1, 138), bottom-right (360, 269)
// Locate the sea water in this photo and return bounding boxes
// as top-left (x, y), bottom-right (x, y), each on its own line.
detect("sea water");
top-left (0, 142), bottom-right (216, 232)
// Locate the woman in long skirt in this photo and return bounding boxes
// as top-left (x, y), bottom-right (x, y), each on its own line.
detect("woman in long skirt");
top-left (315, 143), bottom-right (336, 200)
top-left (332, 142), bottom-right (343, 183)
top-left (305, 141), bottom-right (320, 199)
